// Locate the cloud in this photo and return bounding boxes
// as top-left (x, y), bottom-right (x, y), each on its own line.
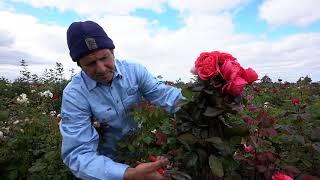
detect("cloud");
top-left (259, 0), bottom-right (320, 27)
top-left (0, 1), bottom-right (319, 83)
top-left (0, 30), bottom-right (45, 65)
top-left (0, 11), bottom-right (72, 65)
top-left (97, 13), bottom-right (320, 82)
top-left (168, 0), bottom-right (250, 14)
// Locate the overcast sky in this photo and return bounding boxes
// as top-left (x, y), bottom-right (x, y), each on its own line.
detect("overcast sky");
top-left (0, 0), bottom-right (319, 82)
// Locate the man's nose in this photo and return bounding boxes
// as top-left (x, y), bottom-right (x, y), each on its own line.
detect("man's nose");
top-left (96, 60), bottom-right (106, 72)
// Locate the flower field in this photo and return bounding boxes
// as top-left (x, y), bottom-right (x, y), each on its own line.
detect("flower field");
top-left (0, 57), bottom-right (319, 179)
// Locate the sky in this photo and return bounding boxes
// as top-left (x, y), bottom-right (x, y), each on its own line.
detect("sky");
top-left (0, 0), bottom-right (320, 82)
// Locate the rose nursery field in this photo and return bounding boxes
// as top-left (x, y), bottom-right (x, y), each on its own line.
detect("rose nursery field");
top-left (0, 52), bottom-right (320, 180)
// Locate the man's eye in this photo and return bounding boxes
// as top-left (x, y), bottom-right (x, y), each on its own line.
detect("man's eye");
top-left (102, 56), bottom-right (109, 61)
top-left (86, 62), bottom-right (95, 66)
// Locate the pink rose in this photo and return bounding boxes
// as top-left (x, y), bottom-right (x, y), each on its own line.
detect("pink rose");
top-left (195, 52), bottom-right (219, 80)
top-left (243, 144), bottom-right (254, 153)
top-left (242, 68), bottom-right (258, 83)
top-left (220, 59), bottom-right (243, 81)
top-left (223, 76), bottom-right (248, 96)
top-left (272, 173), bottom-right (293, 180)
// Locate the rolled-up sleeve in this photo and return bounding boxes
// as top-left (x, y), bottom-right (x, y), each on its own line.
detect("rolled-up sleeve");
top-left (60, 89), bottom-right (128, 180)
top-left (136, 64), bottom-right (184, 113)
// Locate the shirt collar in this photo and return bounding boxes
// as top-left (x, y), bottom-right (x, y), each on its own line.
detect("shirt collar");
top-left (81, 59), bottom-right (123, 91)
top-left (81, 71), bottom-right (97, 91)
top-left (114, 59), bottom-right (123, 78)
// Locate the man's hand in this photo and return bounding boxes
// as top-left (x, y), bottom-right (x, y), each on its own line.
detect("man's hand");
top-left (124, 159), bottom-right (170, 180)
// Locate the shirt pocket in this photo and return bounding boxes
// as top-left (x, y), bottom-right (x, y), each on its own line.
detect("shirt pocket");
top-left (123, 85), bottom-right (140, 110)
top-left (93, 106), bottom-right (116, 125)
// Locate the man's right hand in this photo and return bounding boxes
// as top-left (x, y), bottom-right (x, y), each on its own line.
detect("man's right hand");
top-left (124, 159), bottom-right (171, 180)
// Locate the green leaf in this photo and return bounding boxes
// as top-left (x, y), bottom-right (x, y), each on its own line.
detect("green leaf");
top-left (209, 155), bottom-right (224, 177)
top-left (28, 162), bottom-right (47, 173)
top-left (44, 151), bottom-right (56, 160)
top-left (312, 142), bottom-right (320, 153)
top-left (205, 137), bottom-right (223, 145)
top-left (7, 169), bottom-right (18, 180)
top-left (196, 148), bottom-right (208, 165)
top-left (218, 115), bottom-right (232, 128)
top-left (182, 88), bottom-right (193, 100)
top-left (225, 175), bottom-right (242, 180)
top-left (177, 133), bottom-right (199, 145)
top-left (143, 136), bottom-right (153, 145)
top-left (301, 159), bottom-right (312, 168)
top-left (192, 86), bottom-right (204, 92)
top-left (185, 152), bottom-right (198, 168)
top-left (128, 144), bottom-right (135, 152)
top-left (175, 99), bottom-right (190, 107)
top-left (295, 135), bottom-right (305, 145)
top-left (0, 111), bottom-right (9, 121)
top-left (203, 107), bottom-right (224, 117)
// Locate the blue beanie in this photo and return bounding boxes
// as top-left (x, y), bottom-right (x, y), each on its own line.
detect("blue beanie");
top-left (67, 20), bottom-right (115, 62)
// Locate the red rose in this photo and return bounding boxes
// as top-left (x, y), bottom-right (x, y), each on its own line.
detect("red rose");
top-left (272, 173), bottom-right (293, 180)
top-left (242, 68), bottom-right (258, 83)
top-left (217, 51), bottom-right (237, 65)
top-left (291, 98), bottom-right (300, 104)
top-left (195, 52), bottom-right (219, 80)
top-left (148, 155), bottom-right (165, 176)
top-left (222, 76), bottom-right (248, 96)
top-left (52, 95), bottom-right (60, 100)
top-left (220, 59), bottom-right (243, 81)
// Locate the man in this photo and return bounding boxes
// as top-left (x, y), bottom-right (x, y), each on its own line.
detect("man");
top-left (60, 20), bottom-right (183, 180)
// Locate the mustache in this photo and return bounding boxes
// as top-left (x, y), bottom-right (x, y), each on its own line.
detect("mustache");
top-left (96, 70), bottom-right (114, 76)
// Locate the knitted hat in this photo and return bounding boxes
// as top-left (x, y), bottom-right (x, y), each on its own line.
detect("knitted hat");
top-left (67, 20), bottom-right (115, 62)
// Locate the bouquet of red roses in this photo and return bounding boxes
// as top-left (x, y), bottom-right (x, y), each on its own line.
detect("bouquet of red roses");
top-left (192, 51), bottom-right (258, 96)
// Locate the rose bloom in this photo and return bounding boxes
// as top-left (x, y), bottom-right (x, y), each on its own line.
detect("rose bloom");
top-left (241, 68), bottom-right (258, 83)
top-left (291, 98), bottom-right (300, 104)
top-left (211, 51), bottom-right (237, 65)
top-left (272, 173), bottom-right (293, 180)
top-left (222, 76), bottom-right (248, 96)
top-left (195, 52), bottom-right (219, 80)
top-left (243, 144), bottom-right (253, 153)
top-left (220, 60), bottom-right (243, 81)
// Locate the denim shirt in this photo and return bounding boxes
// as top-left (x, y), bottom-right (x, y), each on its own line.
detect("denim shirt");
top-left (59, 60), bottom-right (183, 180)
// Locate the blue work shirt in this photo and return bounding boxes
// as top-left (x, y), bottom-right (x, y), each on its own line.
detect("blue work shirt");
top-left (59, 60), bottom-right (183, 180)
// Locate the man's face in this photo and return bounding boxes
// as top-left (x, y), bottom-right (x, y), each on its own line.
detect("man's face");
top-left (79, 49), bottom-right (115, 83)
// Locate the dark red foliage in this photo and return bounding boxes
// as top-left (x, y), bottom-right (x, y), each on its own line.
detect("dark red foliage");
top-left (259, 128), bottom-right (278, 137)
top-left (155, 130), bottom-right (167, 145)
